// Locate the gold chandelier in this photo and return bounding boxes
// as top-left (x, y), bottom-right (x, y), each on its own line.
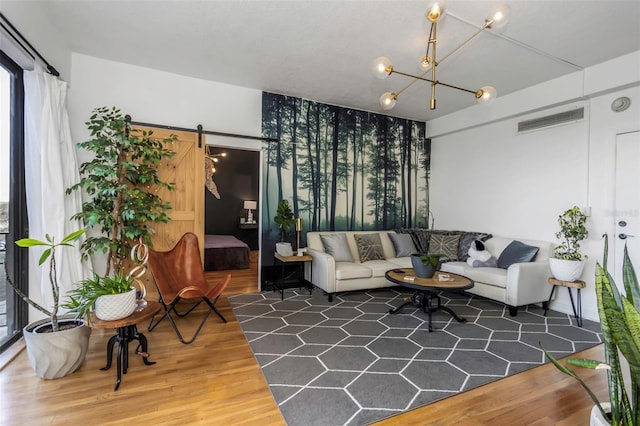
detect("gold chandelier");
top-left (372, 2), bottom-right (510, 111)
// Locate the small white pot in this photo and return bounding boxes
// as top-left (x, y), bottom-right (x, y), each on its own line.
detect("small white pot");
top-left (95, 288), bottom-right (137, 321)
top-left (549, 258), bottom-right (586, 282)
top-left (590, 402), bottom-right (611, 426)
top-left (276, 242), bottom-right (293, 257)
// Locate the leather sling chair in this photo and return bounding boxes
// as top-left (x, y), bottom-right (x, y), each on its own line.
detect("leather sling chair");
top-left (147, 232), bottom-right (231, 344)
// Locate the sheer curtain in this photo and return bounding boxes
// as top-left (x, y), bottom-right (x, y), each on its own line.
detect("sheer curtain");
top-left (23, 64), bottom-right (89, 317)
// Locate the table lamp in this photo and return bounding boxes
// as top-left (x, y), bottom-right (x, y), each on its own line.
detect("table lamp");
top-left (244, 200), bottom-right (257, 223)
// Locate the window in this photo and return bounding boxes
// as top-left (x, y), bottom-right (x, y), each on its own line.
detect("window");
top-left (0, 51), bottom-right (28, 353)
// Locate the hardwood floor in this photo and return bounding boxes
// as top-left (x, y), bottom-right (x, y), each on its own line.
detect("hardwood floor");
top-left (1, 250), bottom-right (608, 425)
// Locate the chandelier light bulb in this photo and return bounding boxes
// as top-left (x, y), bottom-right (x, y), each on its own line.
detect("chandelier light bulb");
top-left (371, 56), bottom-right (393, 79)
top-left (486, 4), bottom-right (511, 28)
top-left (476, 86), bottom-right (497, 105)
top-left (426, 1), bottom-right (446, 23)
top-left (379, 92), bottom-right (398, 110)
top-left (418, 55), bottom-right (432, 72)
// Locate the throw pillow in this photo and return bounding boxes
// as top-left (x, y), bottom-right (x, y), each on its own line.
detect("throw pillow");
top-left (428, 234), bottom-right (460, 261)
top-left (497, 240), bottom-right (540, 269)
top-left (389, 233), bottom-right (417, 257)
top-left (320, 234), bottom-right (353, 262)
top-left (354, 234), bottom-right (386, 263)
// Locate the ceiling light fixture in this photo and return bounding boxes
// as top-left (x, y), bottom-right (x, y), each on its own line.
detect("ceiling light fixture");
top-left (372, 2), bottom-right (510, 111)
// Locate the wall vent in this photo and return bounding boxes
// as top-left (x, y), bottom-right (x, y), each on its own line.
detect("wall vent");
top-left (517, 108), bottom-right (584, 132)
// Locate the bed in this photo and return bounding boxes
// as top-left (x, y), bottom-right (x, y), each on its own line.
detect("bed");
top-left (203, 234), bottom-right (250, 271)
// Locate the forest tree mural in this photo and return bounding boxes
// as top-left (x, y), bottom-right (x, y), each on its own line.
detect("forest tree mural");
top-left (262, 92), bottom-right (430, 262)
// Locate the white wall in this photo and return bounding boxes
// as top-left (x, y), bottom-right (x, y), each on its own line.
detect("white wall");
top-left (65, 53), bottom-right (264, 291)
top-left (428, 53), bottom-right (640, 322)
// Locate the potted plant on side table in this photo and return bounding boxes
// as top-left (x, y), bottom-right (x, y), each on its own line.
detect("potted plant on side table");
top-left (274, 199), bottom-right (295, 256)
top-left (549, 206), bottom-right (589, 282)
top-left (543, 234), bottom-right (639, 426)
top-left (4, 229), bottom-right (91, 379)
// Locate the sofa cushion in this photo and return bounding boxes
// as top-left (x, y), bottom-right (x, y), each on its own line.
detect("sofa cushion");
top-left (364, 260), bottom-right (405, 277)
top-left (335, 262), bottom-right (372, 280)
top-left (497, 240), bottom-right (539, 269)
top-left (389, 233), bottom-right (417, 257)
top-left (428, 234), bottom-right (460, 261)
top-left (321, 234), bottom-right (353, 262)
top-left (354, 233), bottom-right (386, 262)
top-left (465, 267), bottom-right (508, 288)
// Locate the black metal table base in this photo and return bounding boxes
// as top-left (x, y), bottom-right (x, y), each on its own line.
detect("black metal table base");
top-left (544, 285), bottom-right (583, 327)
top-left (275, 263), bottom-right (313, 301)
top-left (389, 290), bottom-right (466, 332)
top-left (101, 324), bottom-right (156, 391)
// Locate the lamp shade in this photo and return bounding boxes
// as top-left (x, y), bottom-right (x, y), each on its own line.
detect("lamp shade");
top-left (244, 200), bottom-right (257, 210)
top-left (379, 92), bottom-right (397, 110)
top-left (371, 56), bottom-right (393, 79)
top-left (476, 86), bottom-right (497, 105)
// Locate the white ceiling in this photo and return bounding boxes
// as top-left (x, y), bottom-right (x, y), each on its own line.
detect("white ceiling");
top-left (23, 1), bottom-right (640, 121)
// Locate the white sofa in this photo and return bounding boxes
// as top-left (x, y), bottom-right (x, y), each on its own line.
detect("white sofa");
top-left (305, 231), bottom-right (554, 315)
top-left (439, 236), bottom-right (554, 316)
top-left (306, 231), bottom-right (412, 301)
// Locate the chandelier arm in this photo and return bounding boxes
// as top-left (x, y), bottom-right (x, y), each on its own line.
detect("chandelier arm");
top-left (392, 68), bottom-right (478, 96)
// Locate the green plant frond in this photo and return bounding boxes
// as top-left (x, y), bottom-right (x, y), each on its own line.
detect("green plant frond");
top-left (15, 238), bottom-right (47, 247)
top-left (61, 229), bottom-right (87, 243)
top-left (616, 297), bottom-right (640, 378)
top-left (623, 244), bottom-right (640, 309)
top-left (38, 248), bottom-right (51, 266)
top-left (565, 358), bottom-right (610, 370)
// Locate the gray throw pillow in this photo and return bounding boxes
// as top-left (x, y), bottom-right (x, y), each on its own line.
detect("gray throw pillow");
top-left (320, 234), bottom-right (353, 262)
top-left (428, 234), bottom-right (460, 261)
top-left (497, 240), bottom-right (539, 269)
top-left (389, 233), bottom-right (417, 257)
top-left (354, 234), bottom-right (386, 263)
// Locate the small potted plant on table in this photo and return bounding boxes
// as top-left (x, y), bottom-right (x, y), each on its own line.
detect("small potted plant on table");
top-left (411, 253), bottom-right (443, 278)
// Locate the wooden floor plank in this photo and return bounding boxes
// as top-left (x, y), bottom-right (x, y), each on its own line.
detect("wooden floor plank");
top-left (0, 251), bottom-right (608, 425)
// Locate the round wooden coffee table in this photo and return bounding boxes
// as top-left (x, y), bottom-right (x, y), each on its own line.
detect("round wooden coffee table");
top-left (385, 268), bottom-right (474, 332)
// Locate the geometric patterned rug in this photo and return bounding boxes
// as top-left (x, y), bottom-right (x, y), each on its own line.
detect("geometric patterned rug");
top-left (229, 287), bottom-right (602, 426)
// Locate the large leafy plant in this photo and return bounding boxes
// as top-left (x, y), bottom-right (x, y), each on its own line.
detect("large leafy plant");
top-left (543, 234), bottom-right (639, 425)
top-left (4, 230), bottom-right (86, 332)
top-left (67, 106), bottom-right (176, 276)
top-left (553, 206), bottom-right (588, 261)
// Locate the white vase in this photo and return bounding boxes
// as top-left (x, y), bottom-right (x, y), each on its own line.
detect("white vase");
top-left (549, 258), bottom-right (586, 282)
top-left (590, 402), bottom-right (611, 426)
top-left (95, 288), bottom-right (137, 321)
top-left (276, 242), bottom-right (293, 256)
top-left (23, 315), bottom-right (91, 379)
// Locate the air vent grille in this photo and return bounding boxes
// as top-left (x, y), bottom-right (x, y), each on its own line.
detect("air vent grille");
top-left (517, 108), bottom-right (584, 132)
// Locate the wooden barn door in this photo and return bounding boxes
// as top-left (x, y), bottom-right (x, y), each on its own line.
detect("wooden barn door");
top-left (133, 126), bottom-right (204, 258)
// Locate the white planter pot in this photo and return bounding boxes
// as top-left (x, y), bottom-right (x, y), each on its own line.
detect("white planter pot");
top-left (95, 288), bottom-right (137, 321)
top-left (23, 315), bottom-right (91, 379)
top-left (590, 402), bottom-right (611, 426)
top-left (549, 258), bottom-right (586, 282)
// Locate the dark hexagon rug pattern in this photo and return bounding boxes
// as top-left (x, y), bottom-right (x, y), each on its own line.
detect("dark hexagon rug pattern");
top-left (229, 287), bottom-right (602, 426)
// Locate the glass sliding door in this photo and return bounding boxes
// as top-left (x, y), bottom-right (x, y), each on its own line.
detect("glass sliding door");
top-left (0, 51), bottom-right (28, 353)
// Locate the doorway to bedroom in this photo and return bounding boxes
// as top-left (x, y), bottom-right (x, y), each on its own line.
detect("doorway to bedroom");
top-left (204, 146), bottom-right (260, 293)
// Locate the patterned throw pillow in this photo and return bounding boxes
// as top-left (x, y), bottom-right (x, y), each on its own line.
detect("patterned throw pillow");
top-left (354, 234), bottom-right (386, 263)
top-left (428, 234), bottom-right (461, 261)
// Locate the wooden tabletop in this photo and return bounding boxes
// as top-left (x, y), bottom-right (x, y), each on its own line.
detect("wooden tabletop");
top-left (548, 277), bottom-right (586, 289)
top-left (88, 301), bottom-right (161, 329)
top-left (385, 268), bottom-right (474, 292)
top-left (274, 252), bottom-right (313, 262)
